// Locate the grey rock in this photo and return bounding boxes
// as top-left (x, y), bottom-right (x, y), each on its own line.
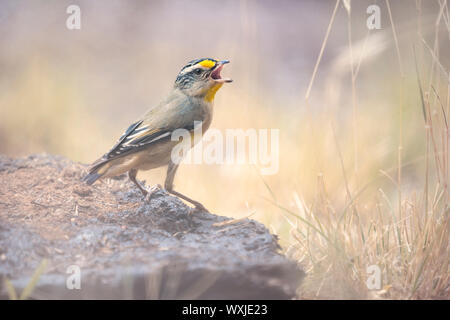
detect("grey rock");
top-left (0, 154), bottom-right (304, 299)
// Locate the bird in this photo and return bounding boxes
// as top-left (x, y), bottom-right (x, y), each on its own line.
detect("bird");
top-left (83, 58), bottom-right (232, 211)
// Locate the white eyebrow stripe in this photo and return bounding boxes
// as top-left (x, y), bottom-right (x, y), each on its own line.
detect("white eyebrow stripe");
top-left (179, 64), bottom-right (210, 75)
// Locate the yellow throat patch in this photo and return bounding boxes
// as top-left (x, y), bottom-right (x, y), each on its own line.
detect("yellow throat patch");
top-left (204, 82), bottom-right (223, 102)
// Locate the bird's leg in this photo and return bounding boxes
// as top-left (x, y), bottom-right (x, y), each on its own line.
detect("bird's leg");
top-left (165, 161), bottom-right (207, 212)
top-left (128, 169), bottom-right (147, 196)
top-left (128, 169), bottom-right (161, 201)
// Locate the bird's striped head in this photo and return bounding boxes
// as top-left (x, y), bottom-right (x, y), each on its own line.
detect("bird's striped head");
top-left (175, 58), bottom-right (232, 101)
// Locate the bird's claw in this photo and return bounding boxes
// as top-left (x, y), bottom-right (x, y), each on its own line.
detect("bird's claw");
top-left (189, 202), bottom-right (208, 214)
top-left (144, 184), bottom-right (162, 202)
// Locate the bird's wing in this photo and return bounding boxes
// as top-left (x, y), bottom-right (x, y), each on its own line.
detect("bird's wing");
top-left (89, 93), bottom-right (205, 171)
top-left (90, 118), bottom-right (197, 171)
top-left (103, 121), bottom-right (169, 160)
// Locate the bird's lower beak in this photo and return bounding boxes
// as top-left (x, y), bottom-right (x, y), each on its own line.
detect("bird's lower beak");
top-left (211, 60), bottom-right (232, 83)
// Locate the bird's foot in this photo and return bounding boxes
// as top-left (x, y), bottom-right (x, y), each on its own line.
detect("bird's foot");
top-left (144, 184), bottom-right (162, 202)
top-left (188, 202), bottom-right (208, 214)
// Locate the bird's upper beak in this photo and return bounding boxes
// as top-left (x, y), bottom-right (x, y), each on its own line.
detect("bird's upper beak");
top-left (211, 60), bottom-right (232, 83)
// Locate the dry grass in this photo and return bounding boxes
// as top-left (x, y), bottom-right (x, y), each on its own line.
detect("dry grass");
top-left (281, 0), bottom-right (449, 299)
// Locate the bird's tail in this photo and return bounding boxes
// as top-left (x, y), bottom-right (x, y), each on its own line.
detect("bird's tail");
top-left (82, 171), bottom-right (103, 185)
top-left (82, 160), bottom-right (110, 185)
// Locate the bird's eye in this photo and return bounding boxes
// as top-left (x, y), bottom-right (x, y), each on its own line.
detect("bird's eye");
top-left (193, 68), bottom-right (202, 75)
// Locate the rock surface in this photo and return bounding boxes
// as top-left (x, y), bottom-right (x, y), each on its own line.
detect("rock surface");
top-left (0, 154), bottom-right (304, 299)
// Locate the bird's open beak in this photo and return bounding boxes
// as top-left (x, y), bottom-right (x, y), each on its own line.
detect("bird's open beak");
top-left (211, 60), bottom-right (232, 83)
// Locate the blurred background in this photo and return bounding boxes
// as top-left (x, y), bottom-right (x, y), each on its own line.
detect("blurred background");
top-left (1, 0), bottom-right (448, 298)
